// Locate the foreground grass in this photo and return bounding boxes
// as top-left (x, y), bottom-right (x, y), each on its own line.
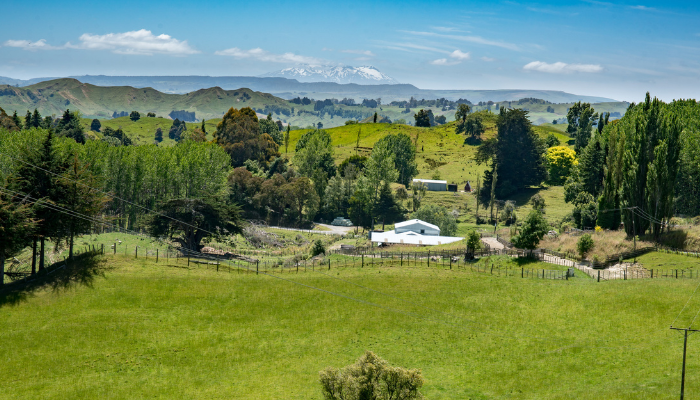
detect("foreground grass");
top-left (2, 254), bottom-right (700, 399)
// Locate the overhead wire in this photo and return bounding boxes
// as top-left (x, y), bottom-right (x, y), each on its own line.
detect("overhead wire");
top-left (0, 156), bottom-right (686, 349)
top-left (0, 151), bottom-right (223, 238)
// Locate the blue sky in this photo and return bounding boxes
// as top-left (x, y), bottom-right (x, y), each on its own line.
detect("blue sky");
top-left (1, 0), bottom-right (699, 102)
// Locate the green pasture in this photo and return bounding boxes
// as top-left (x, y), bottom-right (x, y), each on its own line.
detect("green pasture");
top-left (2, 253), bottom-right (700, 399)
top-left (629, 251), bottom-right (700, 271)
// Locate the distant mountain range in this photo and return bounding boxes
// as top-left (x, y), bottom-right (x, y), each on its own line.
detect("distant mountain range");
top-left (0, 75), bottom-right (618, 104)
top-left (259, 65), bottom-right (400, 85)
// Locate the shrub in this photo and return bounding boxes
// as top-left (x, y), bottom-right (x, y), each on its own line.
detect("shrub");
top-left (319, 351), bottom-right (423, 400)
top-left (311, 239), bottom-right (326, 257)
top-left (577, 234), bottom-right (594, 259)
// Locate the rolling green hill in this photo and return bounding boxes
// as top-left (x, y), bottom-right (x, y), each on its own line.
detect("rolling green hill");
top-left (2, 78), bottom-right (629, 130)
top-left (0, 78), bottom-right (289, 120)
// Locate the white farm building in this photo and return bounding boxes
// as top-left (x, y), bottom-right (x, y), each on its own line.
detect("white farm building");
top-left (412, 179), bottom-right (447, 191)
top-left (370, 219), bottom-right (464, 246)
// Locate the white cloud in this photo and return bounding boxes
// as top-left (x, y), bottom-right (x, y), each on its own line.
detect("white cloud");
top-left (431, 49), bottom-right (471, 66)
top-left (432, 26), bottom-right (467, 33)
top-left (450, 50), bottom-right (470, 60)
top-left (3, 39), bottom-right (62, 51)
top-left (69, 29), bottom-right (198, 55)
top-left (341, 49), bottom-right (375, 56)
top-left (630, 5), bottom-right (656, 11)
top-left (3, 30), bottom-right (197, 56)
top-left (430, 58), bottom-right (450, 65)
top-left (523, 61), bottom-right (603, 73)
top-left (215, 47), bottom-right (325, 64)
top-left (402, 31), bottom-right (520, 51)
top-left (481, 56), bottom-right (496, 62)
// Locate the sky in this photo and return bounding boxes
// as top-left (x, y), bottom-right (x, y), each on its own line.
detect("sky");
top-left (1, 0), bottom-right (699, 102)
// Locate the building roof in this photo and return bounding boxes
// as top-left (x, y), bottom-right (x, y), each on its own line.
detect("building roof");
top-left (412, 179), bottom-right (448, 184)
top-left (395, 219), bottom-right (440, 231)
top-left (371, 230), bottom-right (464, 246)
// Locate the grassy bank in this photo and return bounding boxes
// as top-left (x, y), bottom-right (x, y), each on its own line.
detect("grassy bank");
top-left (2, 253), bottom-right (699, 399)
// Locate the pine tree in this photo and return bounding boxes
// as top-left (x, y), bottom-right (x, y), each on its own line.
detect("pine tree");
top-left (11, 110), bottom-right (21, 127)
top-left (31, 109), bottom-right (41, 128)
top-left (16, 131), bottom-right (66, 271)
top-left (55, 153), bottom-right (108, 259)
top-left (154, 127), bottom-right (163, 143)
top-left (284, 124), bottom-right (290, 154)
top-left (24, 110), bottom-right (32, 130)
top-left (0, 189), bottom-right (36, 286)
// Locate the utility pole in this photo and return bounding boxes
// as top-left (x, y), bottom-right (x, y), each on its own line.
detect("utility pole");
top-left (632, 207), bottom-right (637, 263)
top-left (671, 327), bottom-right (700, 400)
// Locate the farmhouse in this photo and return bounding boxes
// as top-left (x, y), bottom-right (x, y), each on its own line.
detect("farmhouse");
top-left (370, 219), bottom-right (464, 246)
top-left (412, 179), bottom-right (447, 191)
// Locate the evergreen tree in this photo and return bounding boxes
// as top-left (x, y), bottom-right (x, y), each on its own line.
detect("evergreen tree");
top-left (55, 153), bottom-right (108, 259)
top-left (476, 108), bottom-right (546, 199)
top-left (284, 124), bottom-right (290, 154)
top-left (129, 111), bottom-right (141, 121)
top-left (600, 93), bottom-right (681, 237)
top-left (41, 116), bottom-right (53, 129)
top-left (16, 130), bottom-right (67, 272)
top-left (0, 188), bottom-right (36, 286)
top-left (374, 182), bottom-right (404, 230)
top-left (168, 119), bottom-right (186, 141)
top-left (90, 119), bottom-right (101, 132)
top-left (24, 110), bottom-right (32, 130)
top-left (57, 109), bottom-right (85, 144)
top-left (154, 127), bottom-right (163, 143)
top-left (11, 110), bottom-right (21, 128)
top-left (31, 109), bottom-right (41, 128)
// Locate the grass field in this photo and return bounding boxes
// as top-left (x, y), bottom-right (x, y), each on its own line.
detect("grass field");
top-left (3, 253), bottom-right (700, 399)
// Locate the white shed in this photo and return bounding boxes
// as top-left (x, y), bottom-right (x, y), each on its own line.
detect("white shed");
top-left (395, 219), bottom-right (440, 236)
top-left (412, 179), bottom-right (447, 191)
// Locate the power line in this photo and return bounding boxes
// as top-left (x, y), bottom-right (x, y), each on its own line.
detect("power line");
top-left (0, 151), bottom-right (223, 238)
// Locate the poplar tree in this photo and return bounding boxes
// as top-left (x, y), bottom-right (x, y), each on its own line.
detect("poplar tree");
top-left (601, 93), bottom-right (681, 237)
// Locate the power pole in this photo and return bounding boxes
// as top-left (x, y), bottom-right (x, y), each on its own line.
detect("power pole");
top-left (671, 327), bottom-right (700, 400)
top-left (632, 207), bottom-right (637, 263)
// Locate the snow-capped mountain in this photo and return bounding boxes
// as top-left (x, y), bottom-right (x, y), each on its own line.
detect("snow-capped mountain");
top-left (260, 65), bottom-right (399, 85)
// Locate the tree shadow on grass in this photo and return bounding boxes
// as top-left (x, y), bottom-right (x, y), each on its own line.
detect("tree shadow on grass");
top-left (0, 251), bottom-right (111, 308)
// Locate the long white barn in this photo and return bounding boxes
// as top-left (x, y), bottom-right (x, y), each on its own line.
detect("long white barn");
top-left (370, 219), bottom-right (463, 246)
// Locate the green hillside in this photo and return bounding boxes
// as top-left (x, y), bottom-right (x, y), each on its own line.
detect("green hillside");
top-left (1, 78), bottom-right (629, 130)
top-left (0, 78), bottom-right (289, 120)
